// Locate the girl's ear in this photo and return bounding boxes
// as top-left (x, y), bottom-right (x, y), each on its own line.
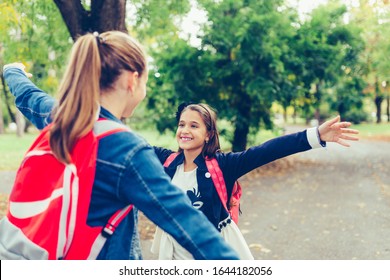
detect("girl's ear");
top-left (127, 71), bottom-right (139, 93)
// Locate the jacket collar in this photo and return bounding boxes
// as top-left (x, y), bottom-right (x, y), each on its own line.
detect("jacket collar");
top-left (194, 153), bottom-right (208, 171)
top-left (166, 151), bottom-right (209, 171)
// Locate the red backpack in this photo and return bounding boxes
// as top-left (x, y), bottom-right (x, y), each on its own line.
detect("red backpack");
top-left (0, 119), bottom-right (132, 260)
top-left (163, 153), bottom-right (242, 224)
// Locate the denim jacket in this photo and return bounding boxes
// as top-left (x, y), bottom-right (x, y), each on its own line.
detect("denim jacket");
top-left (3, 66), bottom-right (239, 260)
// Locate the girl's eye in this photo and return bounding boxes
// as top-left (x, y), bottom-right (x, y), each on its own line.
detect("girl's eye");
top-left (178, 123), bottom-right (184, 127)
top-left (191, 125), bottom-right (198, 128)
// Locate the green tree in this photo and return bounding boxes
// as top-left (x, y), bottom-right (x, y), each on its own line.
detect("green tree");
top-left (0, 0), bottom-right (191, 133)
top-left (374, 4), bottom-right (390, 122)
top-left (148, 0), bottom-right (296, 151)
top-left (0, 0), bottom-right (71, 135)
top-left (350, 0), bottom-right (390, 123)
top-left (295, 1), bottom-right (364, 123)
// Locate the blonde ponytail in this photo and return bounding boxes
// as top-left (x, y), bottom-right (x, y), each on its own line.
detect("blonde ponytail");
top-left (50, 34), bottom-right (101, 163)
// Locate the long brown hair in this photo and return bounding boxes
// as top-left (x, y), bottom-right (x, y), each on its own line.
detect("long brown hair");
top-left (50, 31), bottom-right (147, 163)
top-left (178, 103), bottom-right (221, 158)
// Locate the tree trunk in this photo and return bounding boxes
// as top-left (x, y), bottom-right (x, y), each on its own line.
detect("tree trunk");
top-left (53, 0), bottom-right (128, 41)
top-left (1, 74), bottom-right (16, 123)
top-left (232, 120), bottom-right (249, 152)
top-left (386, 92), bottom-right (389, 122)
top-left (292, 105), bottom-right (297, 124)
top-left (0, 45), bottom-right (4, 134)
top-left (374, 78), bottom-right (383, 123)
top-left (314, 82), bottom-right (322, 123)
top-left (0, 95), bottom-right (4, 134)
top-left (375, 96), bottom-right (383, 123)
top-left (283, 106), bottom-right (287, 124)
top-left (232, 92), bottom-right (251, 152)
top-left (16, 110), bottom-right (25, 137)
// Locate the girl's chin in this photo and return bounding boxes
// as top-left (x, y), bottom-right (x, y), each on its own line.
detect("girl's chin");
top-left (177, 142), bottom-right (193, 149)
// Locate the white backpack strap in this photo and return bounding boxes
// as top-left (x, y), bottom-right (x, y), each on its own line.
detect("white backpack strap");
top-left (86, 205), bottom-right (134, 259)
top-left (93, 119), bottom-right (130, 137)
top-left (61, 164), bottom-right (78, 258)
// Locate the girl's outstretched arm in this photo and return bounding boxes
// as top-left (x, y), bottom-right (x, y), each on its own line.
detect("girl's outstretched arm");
top-left (3, 63), bottom-right (56, 130)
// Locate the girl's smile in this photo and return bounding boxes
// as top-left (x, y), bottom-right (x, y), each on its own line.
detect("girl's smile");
top-left (176, 110), bottom-right (209, 154)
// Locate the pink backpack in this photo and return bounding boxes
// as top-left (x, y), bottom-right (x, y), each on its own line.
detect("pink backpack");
top-left (0, 119), bottom-right (132, 260)
top-left (163, 152), bottom-right (242, 224)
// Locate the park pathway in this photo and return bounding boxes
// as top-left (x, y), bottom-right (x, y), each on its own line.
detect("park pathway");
top-left (237, 136), bottom-right (390, 260)
top-left (1, 133), bottom-right (390, 260)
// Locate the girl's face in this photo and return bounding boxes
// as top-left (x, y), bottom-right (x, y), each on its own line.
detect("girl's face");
top-left (176, 109), bottom-right (209, 154)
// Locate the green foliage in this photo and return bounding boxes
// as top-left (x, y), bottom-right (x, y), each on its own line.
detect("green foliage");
top-left (0, 0), bottom-right (385, 149)
top-left (129, 0), bottom-right (191, 40)
top-left (343, 109), bottom-right (368, 124)
top-left (294, 0), bottom-right (365, 122)
top-left (147, 0), bottom-right (366, 151)
top-left (348, 0), bottom-right (390, 123)
top-left (148, 0), bottom-right (298, 151)
top-left (1, 0), bottom-right (71, 93)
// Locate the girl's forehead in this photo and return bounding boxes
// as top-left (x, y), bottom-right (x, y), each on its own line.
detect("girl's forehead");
top-left (180, 109), bottom-right (204, 121)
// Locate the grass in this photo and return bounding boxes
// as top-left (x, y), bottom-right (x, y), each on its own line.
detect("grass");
top-left (0, 133), bottom-right (39, 171)
top-left (352, 122), bottom-right (390, 140)
top-left (0, 121), bottom-right (388, 171)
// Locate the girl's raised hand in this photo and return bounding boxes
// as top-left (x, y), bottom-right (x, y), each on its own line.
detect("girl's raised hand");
top-left (3, 62), bottom-right (33, 78)
top-left (318, 116), bottom-right (359, 147)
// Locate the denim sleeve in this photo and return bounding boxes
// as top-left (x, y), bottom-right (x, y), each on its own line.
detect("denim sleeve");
top-left (3, 67), bottom-right (55, 129)
top-left (119, 144), bottom-right (239, 260)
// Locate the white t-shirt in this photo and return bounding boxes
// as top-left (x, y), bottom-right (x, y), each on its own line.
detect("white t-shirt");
top-left (151, 163), bottom-right (254, 260)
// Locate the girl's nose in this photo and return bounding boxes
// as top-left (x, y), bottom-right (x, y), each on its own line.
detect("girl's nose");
top-left (181, 125), bottom-right (189, 133)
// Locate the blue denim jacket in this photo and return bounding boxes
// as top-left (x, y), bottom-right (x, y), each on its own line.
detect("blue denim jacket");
top-left (3, 66), bottom-right (239, 260)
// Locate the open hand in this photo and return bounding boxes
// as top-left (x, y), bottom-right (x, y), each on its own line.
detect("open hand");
top-left (3, 62), bottom-right (33, 78)
top-left (318, 116), bottom-right (359, 147)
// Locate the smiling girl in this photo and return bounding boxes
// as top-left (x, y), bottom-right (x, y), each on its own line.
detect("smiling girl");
top-left (151, 102), bottom-right (359, 259)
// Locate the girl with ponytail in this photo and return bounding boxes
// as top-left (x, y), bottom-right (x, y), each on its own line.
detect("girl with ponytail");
top-left (2, 31), bottom-right (239, 260)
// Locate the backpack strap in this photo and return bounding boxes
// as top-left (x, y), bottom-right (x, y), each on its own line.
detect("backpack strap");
top-left (205, 157), bottom-right (229, 213)
top-left (163, 152), bottom-right (179, 167)
top-left (94, 119), bottom-right (130, 138)
top-left (87, 205), bottom-right (133, 259)
top-left (85, 119), bottom-right (134, 259)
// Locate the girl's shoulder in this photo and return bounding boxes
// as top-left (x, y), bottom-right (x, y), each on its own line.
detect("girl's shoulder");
top-left (153, 146), bottom-right (177, 164)
top-left (153, 146), bottom-right (175, 156)
top-left (212, 151), bottom-right (232, 168)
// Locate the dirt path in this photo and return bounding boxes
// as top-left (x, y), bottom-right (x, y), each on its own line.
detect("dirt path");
top-left (1, 137), bottom-right (390, 260)
top-left (237, 139), bottom-right (390, 260)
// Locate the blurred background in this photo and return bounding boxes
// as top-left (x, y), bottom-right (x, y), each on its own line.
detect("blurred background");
top-left (0, 0), bottom-right (389, 152)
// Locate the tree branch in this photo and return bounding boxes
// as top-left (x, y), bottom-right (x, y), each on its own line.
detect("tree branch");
top-left (53, 0), bottom-right (87, 40)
